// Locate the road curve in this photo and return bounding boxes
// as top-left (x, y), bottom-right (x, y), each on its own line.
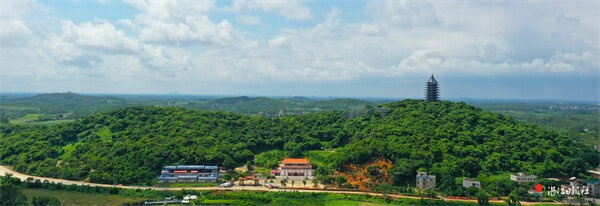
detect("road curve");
top-left (0, 165), bottom-right (561, 205)
top-left (0, 165), bottom-right (439, 199)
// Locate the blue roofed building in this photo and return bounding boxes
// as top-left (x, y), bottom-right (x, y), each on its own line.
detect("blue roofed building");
top-left (158, 165), bottom-right (219, 183)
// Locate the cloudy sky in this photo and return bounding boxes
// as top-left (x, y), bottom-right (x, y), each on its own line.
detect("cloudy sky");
top-left (1, 0), bottom-right (598, 101)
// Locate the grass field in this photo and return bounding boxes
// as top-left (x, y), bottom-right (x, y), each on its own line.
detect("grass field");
top-left (21, 189), bottom-right (150, 205)
top-left (322, 200), bottom-right (384, 206)
top-left (266, 198), bottom-right (388, 206)
top-left (8, 113), bottom-right (74, 125)
top-left (19, 189), bottom-right (397, 206)
top-left (17, 188), bottom-right (492, 206)
top-left (9, 113), bottom-right (41, 124)
top-left (30, 119), bottom-right (75, 125)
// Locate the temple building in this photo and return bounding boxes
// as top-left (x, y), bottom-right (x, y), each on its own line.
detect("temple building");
top-left (425, 74), bottom-right (440, 101)
top-left (273, 158), bottom-right (314, 178)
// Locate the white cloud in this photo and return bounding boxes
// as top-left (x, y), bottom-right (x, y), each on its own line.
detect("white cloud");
top-left (62, 20), bottom-right (139, 53)
top-left (0, 0), bottom-right (59, 82)
top-left (521, 51), bottom-right (597, 73)
top-left (238, 15), bottom-right (264, 26)
top-left (268, 36), bottom-right (287, 48)
top-left (138, 45), bottom-right (193, 75)
top-left (0, 0), bottom-right (39, 19)
top-left (230, 0), bottom-right (312, 20)
top-left (137, 17), bottom-right (234, 45)
top-left (366, 0), bottom-right (440, 28)
top-left (387, 50), bottom-right (598, 77)
top-left (215, 3), bottom-right (597, 83)
top-left (476, 36), bottom-right (512, 62)
top-left (124, 0), bottom-right (213, 18)
top-left (124, 0), bottom-right (236, 45)
top-left (388, 50), bottom-right (444, 76)
top-left (46, 35), bottom-right (81, 64)
top-left (0, 19), bottom-right (33, 46)
top-left (0, 0), bottom-right (40, 46)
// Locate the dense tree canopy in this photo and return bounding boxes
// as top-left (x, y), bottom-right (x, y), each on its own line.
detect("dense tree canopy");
top-left (0, 100), bottom-right (597, 186)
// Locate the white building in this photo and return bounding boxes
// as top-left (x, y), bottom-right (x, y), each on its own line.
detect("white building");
top-left (416, 172), bottom-right (436, 190)
top-left (510, 172), bottom-right (537, 183)
top-left (588, 180), bottom-right (600, 198)
top-left (463, 178), bottom-right (481, 188)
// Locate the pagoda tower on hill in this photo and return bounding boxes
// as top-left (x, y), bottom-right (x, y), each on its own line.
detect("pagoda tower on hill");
top-left (425, 74), bottom-right (440, 101)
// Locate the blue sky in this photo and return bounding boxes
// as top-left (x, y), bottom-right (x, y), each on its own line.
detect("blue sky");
top-left (1, 0), bottom-right (598, 101)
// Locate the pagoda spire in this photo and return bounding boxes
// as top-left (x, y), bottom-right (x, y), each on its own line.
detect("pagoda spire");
top-left (425, 74), bottom-right (440, 101)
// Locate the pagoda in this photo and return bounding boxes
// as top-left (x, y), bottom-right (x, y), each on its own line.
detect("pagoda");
top-left (425, 74), bottom-right (440, 101)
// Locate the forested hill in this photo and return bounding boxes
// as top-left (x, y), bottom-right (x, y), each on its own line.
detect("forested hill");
top-left (0, 92), bottom-right (130, 117)
top-left (0, 100), bottom-right (597, 186)
top-left (0, 92), bottom-right (378, 120)
top-left (332, 101), bottom-right (598, 183)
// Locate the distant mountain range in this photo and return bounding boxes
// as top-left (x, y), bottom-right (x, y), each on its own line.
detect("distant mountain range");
top-left (0, 92), bottom-right (386, 118)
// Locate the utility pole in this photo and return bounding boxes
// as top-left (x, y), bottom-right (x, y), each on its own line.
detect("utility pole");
top-left (114, 170), bottom-right (118, 186)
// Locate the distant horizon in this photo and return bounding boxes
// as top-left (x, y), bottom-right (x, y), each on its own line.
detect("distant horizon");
top-left (1, 1), bottom-right (598, 102)
top-left (1, 91), bottom-right (598, 103)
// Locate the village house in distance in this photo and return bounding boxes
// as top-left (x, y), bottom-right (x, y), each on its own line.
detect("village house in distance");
top-left (416, 171), bottom-right (436, 190)
top-left (271, 158), bottom-right (314, 178)
top-left (510, 172), bottom-right (537, 183)
top-left (463, 178), bottom-right (481, 188)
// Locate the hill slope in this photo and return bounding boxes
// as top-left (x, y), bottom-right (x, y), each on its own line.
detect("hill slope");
top-left (0, 100), bottom-right (597, 186)
top-left (331, 101), bottom-right (598, 183)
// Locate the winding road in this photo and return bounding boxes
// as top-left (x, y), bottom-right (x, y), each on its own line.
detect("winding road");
top-left (0, 165), bottom-right (564, 205)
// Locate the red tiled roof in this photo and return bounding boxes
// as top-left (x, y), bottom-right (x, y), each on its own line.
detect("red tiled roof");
top-left (283, 158), bottom-right (309, 164)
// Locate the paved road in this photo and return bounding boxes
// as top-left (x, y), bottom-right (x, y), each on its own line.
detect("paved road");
top-left (0, 165), bottom-right (117, 188)
top-left (0, 165), bottom-right (563, 205)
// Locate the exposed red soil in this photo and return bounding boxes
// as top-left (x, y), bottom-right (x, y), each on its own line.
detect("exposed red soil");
top-left (336, 158), bottom-right (393, 190)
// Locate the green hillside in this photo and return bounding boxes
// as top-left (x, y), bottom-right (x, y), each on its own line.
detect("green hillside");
top-left (0, 100), bottom-right (597, 186)
top-left (331, 101), bottom-right (598, 181)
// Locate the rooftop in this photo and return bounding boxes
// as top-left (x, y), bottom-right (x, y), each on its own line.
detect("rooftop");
top-left (283, 158), bottom-right (310, 164)
top-left (427, 74), bottom-right (438, 84)
top-left (162, 165), bottom-right (218, 170)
